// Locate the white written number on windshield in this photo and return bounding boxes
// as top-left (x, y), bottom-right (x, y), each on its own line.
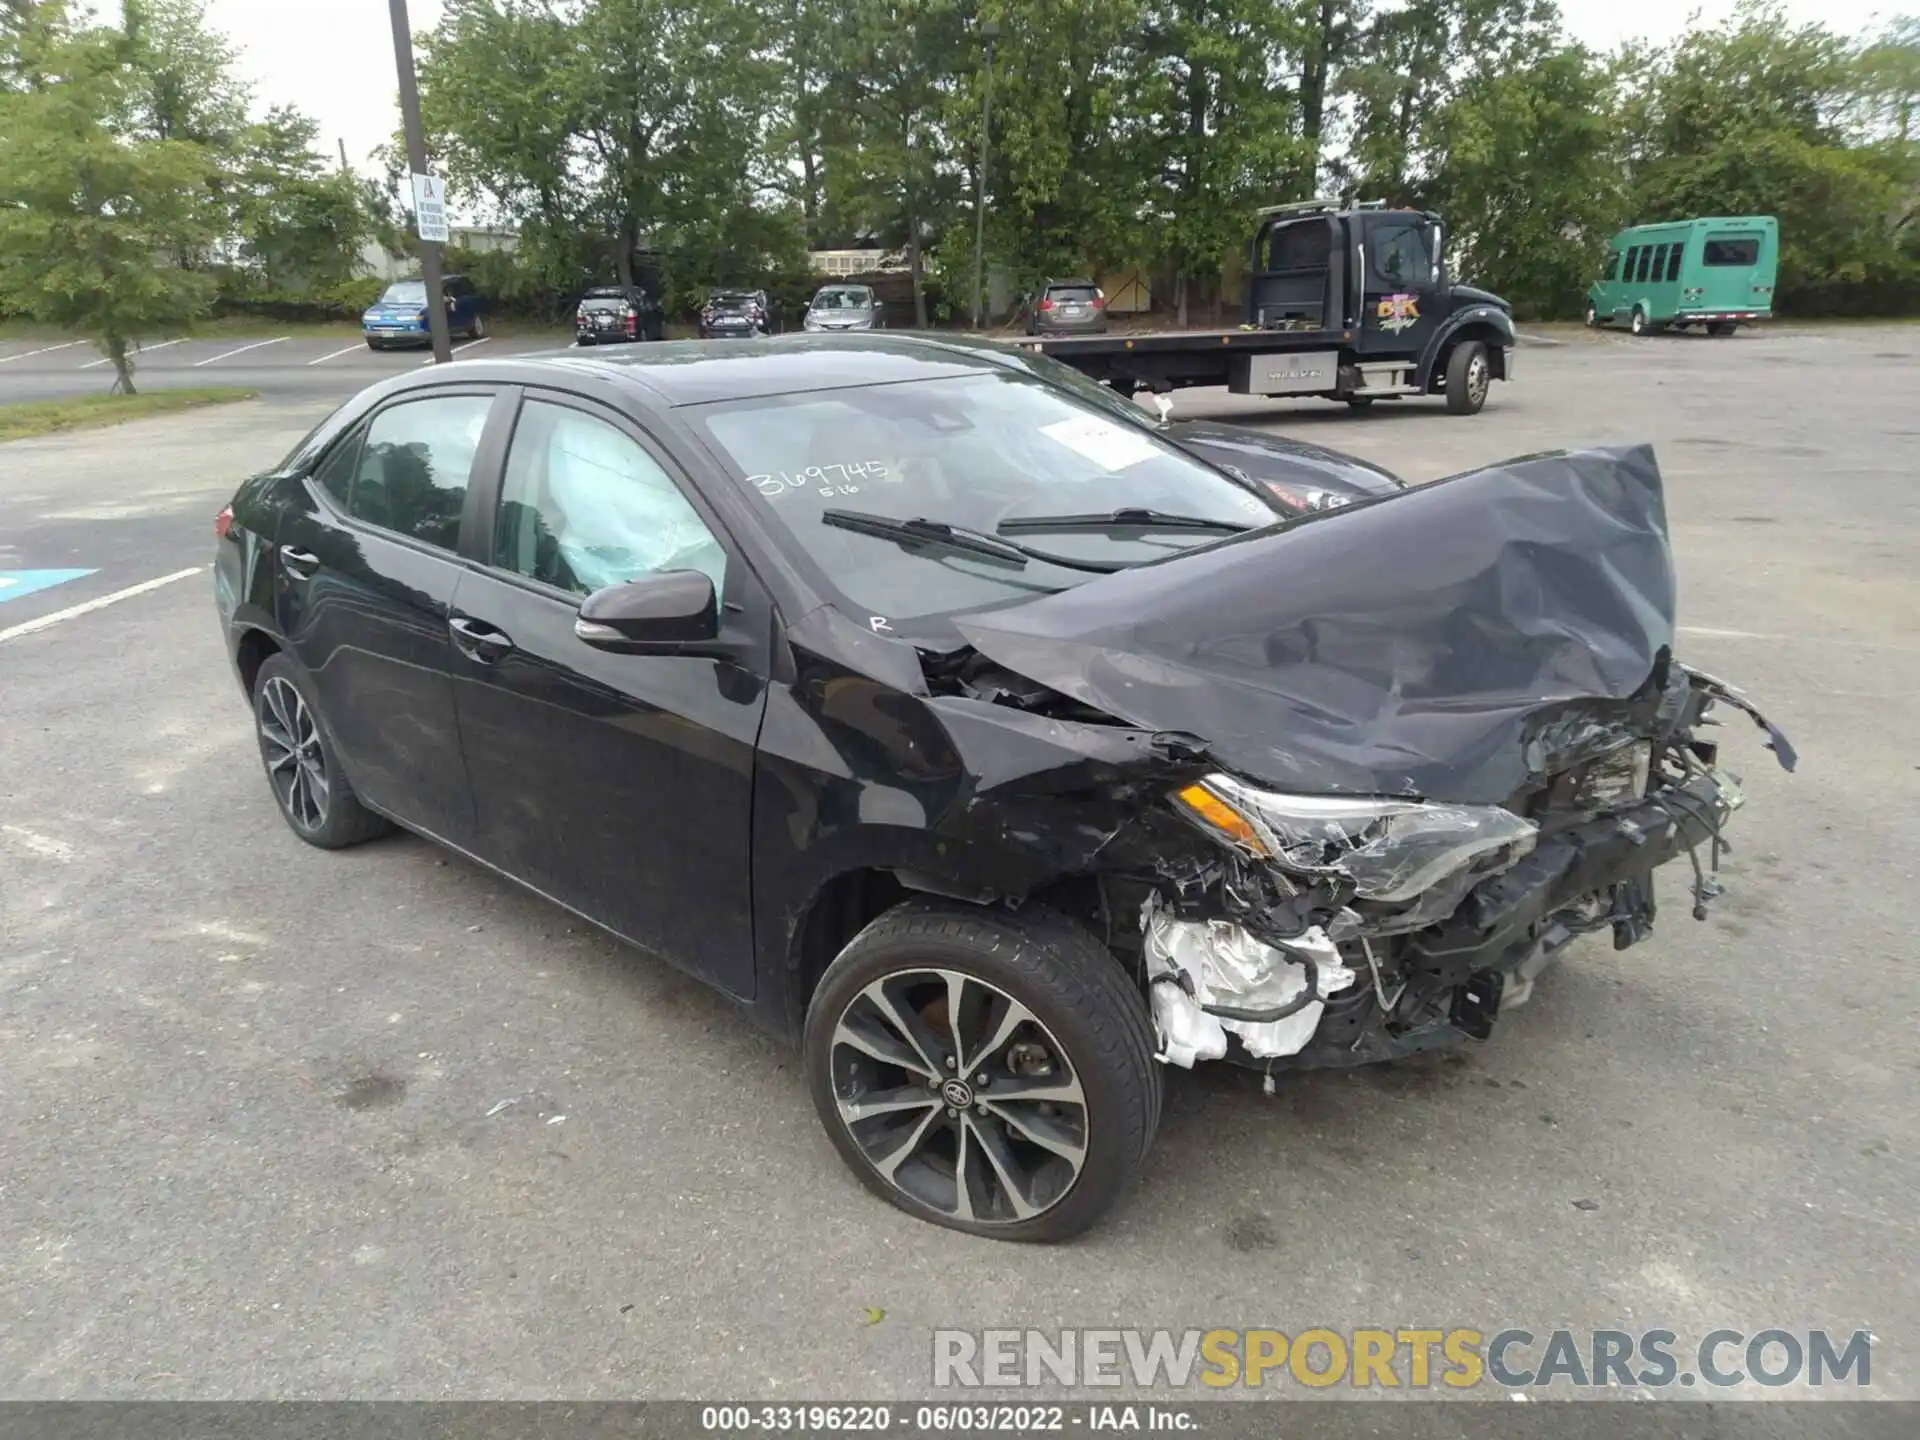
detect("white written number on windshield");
top-left (748, 461), bottom-right (890, 499)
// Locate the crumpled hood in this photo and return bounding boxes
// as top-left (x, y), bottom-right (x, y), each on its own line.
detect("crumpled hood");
top-left (954, 445), bottom-right (1677, 804)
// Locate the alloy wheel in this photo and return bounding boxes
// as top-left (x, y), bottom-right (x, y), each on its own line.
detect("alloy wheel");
top-left (258, 676), bottom-right (329, 831)
top-left (828, 969), bottom-right (1089, 1226)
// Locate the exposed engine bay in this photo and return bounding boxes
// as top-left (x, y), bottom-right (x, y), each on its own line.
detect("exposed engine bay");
top-left (907, 444), bottom-right (1796, 1071)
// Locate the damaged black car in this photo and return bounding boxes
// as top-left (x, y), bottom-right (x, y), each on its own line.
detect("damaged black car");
top-left (213, 334), bottom-right (1794, 1242)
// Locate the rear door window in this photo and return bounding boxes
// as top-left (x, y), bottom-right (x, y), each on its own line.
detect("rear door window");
top-left (1704, 236), bottom-right (1761, 266)
top-left (350, 394), bottom-right (494, 551)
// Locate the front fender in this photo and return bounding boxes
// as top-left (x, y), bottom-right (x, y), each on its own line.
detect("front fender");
top-left (1419, 307), bottom-right (1516, 389)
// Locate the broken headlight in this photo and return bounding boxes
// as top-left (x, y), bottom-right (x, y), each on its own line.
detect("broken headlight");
top-left (1173, 775), bottom-right (1538, 903)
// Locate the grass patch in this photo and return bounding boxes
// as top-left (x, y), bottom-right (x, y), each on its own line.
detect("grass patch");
top-left (0, 387), bottom-right (256, 442)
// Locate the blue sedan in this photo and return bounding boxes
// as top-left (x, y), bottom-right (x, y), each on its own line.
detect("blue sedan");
top-left (361, 274), bottom-right (489, 350)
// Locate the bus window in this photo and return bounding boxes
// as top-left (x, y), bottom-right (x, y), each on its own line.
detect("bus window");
top-left (1605, 250), bottom-right (1622, 281)
top-left (1704, 236), bottom-right (1760, 266)
top-left (1623, 246), bottom-right (1639, 280)
top-left (1665, 245), bottom-right (1684, 281)
top-left (1635, 247), bottom-right (1654, 282)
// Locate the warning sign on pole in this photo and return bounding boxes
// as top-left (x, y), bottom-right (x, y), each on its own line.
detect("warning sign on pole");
top-left (410, 172), bottom-right (450, 243)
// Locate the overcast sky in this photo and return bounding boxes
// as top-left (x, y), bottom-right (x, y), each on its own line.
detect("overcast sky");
top-left (206, 0), bottom-right (1901, 180)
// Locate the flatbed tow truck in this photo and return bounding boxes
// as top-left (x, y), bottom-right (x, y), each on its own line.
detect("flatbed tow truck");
top-left (1016, 199), bottom-right (1517, 415)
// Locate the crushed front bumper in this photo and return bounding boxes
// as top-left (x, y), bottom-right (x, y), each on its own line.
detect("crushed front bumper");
top-left (1196, 768), bottom-right (1742, 1071)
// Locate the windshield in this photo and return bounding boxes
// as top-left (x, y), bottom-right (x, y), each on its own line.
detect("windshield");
top-left (812, 288), bottom-right (872, 311)
top-left (693, 371), bottom-right (1276, 634)
top-left (379, 281), bottom-right (427, 305)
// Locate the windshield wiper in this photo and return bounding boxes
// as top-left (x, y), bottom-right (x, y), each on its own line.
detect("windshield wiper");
top-left (997, 507), bottom-right (1257, 535)
top-left (821, 509), bottom-right (1135, 573)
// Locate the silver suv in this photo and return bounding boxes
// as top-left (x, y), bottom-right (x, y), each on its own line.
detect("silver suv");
top-left (1027, 278), bottom-right (1109, 336)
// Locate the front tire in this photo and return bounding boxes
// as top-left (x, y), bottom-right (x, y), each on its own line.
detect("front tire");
top-left (1444, 339), bottom-right (1491, 415)
top-left (470, 312), bottom-right (489, 341)
top-left (1345, 396), bottom-right (1375, 412)
top-left (252, 655), bottom-right (392, 850)
top-left (804, 900), bottom-right (1161, 1242)
top-left (1584, 302), bottom-right (1600, 328)
top-left (1630, 306), bottom-right (1648, 336)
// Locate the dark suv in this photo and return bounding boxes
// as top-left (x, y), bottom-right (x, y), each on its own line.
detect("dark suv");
top-left (1027, 278), bottom-right (1109, 336)
top-left (574, 285), bottom-right (666, 345)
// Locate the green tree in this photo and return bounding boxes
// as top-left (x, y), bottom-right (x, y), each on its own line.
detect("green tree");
top-left (1420, 45), bottom-right (1626, 316)
top-left (1132, 0), bottom-right (1315, 324)
top-left (230, 107), bottom-right (371, 291)
top-left (818, 0), bottom-right (970, 326)
top-left (953, 0), bottom-right (1152, 302)
top-left (0, 10), bottom-right (221, 390)
top-left (119, 0), bottom-right (247, 147)
top-left (1623, 3), bottom-right (1917, 310)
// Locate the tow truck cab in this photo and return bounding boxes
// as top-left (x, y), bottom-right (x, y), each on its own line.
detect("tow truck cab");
top-left (1019, 199), bottom-right (1517, 415)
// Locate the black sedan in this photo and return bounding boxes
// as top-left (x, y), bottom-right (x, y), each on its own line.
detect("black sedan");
top-left (214, 335), bottom-right (1787, 1241)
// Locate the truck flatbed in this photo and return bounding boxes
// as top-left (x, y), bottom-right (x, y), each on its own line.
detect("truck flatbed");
top-left (1009, 198), bottom-right (1516, 413)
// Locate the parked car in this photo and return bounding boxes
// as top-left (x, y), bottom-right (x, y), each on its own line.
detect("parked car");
top-left (699, 289), bottom-right (771, 338)
top-left (1585, 216), bottom-right (1778, 336)
top-left (215, 334), bottom-right (1790, 1242)
top-left (1026, 278), bottom-right (1109, 336)
top-left (575, 284), bottom-right (666, 345)
top-left (361, 274), bottom-right (487, 350)
top-left (803, 284), bottom-right (883, 333)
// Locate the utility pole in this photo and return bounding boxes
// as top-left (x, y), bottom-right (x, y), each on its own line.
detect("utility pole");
top-left (971, 19), bottom-right (998, 330)
top-left (388, 0), bottom-right (452, 364)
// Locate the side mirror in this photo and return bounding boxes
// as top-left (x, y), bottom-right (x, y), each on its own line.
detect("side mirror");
top-left (574, 570), bottom-right (719, 652)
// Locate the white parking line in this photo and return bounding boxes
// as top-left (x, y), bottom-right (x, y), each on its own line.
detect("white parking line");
top-left (81, 338), bottom-right (185, 369)
top-left (422, 336), bottom-right (494, 365)
top-left (0, 567), bottom-right (208, 646)
top-left (308, 343), bottom-right (369, 366)
top-left (0, 341), bottom-right (84, 364)
top-left (193, 336), bottom-right (289, 367)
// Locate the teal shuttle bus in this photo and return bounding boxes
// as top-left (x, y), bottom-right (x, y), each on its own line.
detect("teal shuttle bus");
top-left (1585, 216), bottom-right (1778, 336)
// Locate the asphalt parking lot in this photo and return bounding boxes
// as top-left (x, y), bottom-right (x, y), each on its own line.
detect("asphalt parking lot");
top-left (2, 324), bottom-right (1917, 1409)
top-left (0, 331), bottom-right (573, 404)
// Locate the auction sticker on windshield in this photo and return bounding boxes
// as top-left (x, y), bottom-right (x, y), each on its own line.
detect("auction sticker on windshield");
top-left (1040, 416), bottom-right (1161, 472)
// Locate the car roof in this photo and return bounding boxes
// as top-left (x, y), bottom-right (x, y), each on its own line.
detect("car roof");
top-left (412, 333), bottom-right (997, 407)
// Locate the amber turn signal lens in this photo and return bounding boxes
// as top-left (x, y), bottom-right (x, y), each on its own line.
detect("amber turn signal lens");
top-left (1173, 783), bottom-right (1268, 854)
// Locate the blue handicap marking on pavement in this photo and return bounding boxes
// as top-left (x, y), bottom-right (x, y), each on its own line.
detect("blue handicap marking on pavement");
top-left (0, 569), bottom-right (99, 604)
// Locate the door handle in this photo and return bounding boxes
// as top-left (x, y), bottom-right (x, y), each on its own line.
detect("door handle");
top-left (448, 615), bottom-right (514, 663)
top-left (279, 545), bottom-right (319, 577)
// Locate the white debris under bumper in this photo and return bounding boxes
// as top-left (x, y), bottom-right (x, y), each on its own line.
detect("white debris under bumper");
top-left (1142, 896), bottom-right (1359, 1066)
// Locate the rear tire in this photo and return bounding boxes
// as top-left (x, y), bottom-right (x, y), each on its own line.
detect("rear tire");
top-left (1444, 340), bottom-right (1491, 415)
top-left (1345, 396), bottom-right (1375, 412)
top-left (1708, 321), bottom-right (1736, 337)
top-left (803, 899), bottom-right (1161, 1243)
top-left (470, 312), bottom-right (489, 341)
top-left (252, 655), bottom-right (393, 850)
